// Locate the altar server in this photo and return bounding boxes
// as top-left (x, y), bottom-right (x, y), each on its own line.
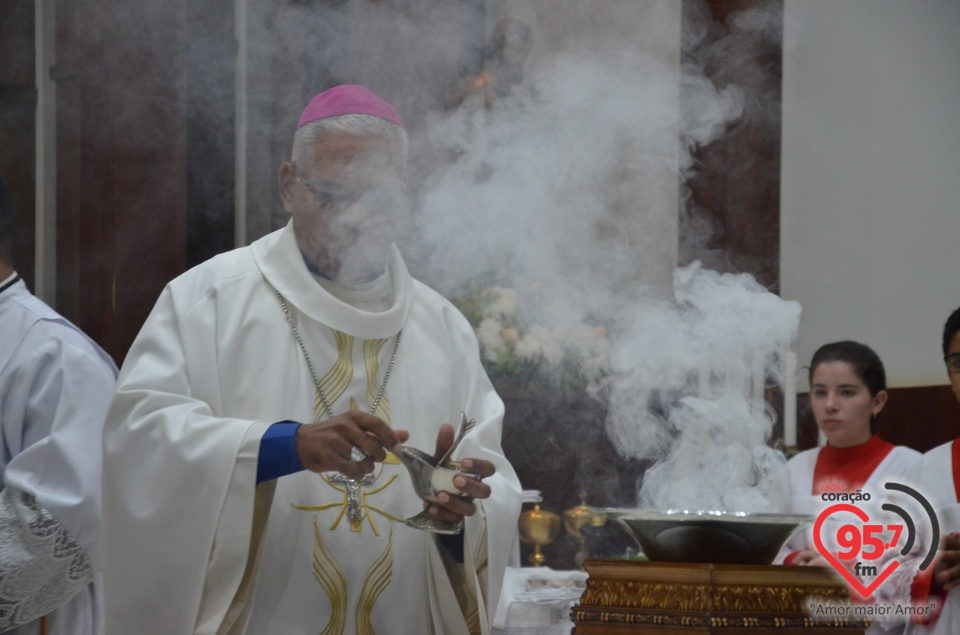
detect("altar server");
top-left (101, 85), bottom-right (522, 634)
top-left (774, 342), bottom-right (920, 559)
top-left (771, 341), bottom-right (920, 633)
top-left (0, 173), bottom-right (118, 634)
top-left (889, 306), bottom-right (960, 634)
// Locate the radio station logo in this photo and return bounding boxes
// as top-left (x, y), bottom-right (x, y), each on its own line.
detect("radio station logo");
top-left (813, 482), bottom-right (938, 599)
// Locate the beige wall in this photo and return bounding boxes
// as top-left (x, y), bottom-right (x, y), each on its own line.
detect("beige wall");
top-left (781, 0), bottom-right (960, 389)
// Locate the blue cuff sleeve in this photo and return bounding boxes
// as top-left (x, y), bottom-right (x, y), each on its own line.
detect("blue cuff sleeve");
top-left (257, 421), bottom-right (304, 484)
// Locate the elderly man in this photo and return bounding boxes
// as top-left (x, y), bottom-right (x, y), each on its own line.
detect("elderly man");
top-left (101, 85), bottom-right (522, 634)
top-left (0, 172), bottom-right (118, 634)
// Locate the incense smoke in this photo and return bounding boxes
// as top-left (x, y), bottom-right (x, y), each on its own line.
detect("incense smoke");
top-left (404, 0), bottom-right (796, 513)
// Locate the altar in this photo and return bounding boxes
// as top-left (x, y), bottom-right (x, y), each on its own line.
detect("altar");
top-left (571, 560), bottom-right (868, 634)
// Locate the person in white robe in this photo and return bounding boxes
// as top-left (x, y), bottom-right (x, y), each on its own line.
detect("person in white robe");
top-left (0, 173), bottom-right (119, 635)
top-left (101, 85), bottom-right (523, 635)
top-left (875, 306), bottom-right (960, 635)
top-left (769, 341), bottom-right (921, 635)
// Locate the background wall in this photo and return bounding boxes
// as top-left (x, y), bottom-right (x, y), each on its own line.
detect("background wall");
top-left (781, 0), bottom-right (960, 390)
top-left (479, 0), bottom-right (682, 295)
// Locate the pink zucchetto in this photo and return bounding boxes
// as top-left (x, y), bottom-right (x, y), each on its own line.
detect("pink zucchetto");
top-left (297, 85), bottom-right (404, 130)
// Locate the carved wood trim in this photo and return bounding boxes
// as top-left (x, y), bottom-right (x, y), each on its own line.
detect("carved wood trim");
top-left (574, 561), bottom-right (868, 632)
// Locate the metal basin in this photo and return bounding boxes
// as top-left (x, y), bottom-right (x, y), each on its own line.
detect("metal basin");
top-left (598, 508), bottom-right (812, 565)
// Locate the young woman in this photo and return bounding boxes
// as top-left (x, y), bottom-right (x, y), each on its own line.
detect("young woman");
top-left (773, 341), bottom-right (921, 634)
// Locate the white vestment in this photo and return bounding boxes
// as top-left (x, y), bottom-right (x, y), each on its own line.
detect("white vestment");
top-left (909, 440), bottom-right (958, 513)
top-left (102, 222), bottom-right (523, 635)
top-left (773, 445), bottom-right (921, 559)
top-left (771, 444), bottom-right (921, 635)
top-left (0, 276), bottom-right (118, 635)
top-left (895, 440), bottom-right (960, 635)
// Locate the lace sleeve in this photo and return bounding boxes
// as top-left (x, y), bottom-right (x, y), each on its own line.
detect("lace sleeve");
top-left (0, 487), bottom-right (94, 630)
top-left (868, 547), bottom-right (924, 629)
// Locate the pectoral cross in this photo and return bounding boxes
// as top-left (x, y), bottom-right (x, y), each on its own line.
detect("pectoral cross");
top-left (322, 470), bottom-right (377, 524)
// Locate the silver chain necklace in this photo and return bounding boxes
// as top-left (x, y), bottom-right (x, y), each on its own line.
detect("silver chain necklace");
top-left (276, 291), bottom-right (400, 418)
top-left (276, 290), bottom-right (401, 525)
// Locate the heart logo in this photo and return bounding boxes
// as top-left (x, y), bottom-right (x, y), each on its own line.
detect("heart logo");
top-left (813, 503), bottom-right (899, 599)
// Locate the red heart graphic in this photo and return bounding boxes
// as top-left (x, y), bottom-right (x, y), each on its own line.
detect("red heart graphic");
top-left (813, 503), bottom-right (899, 599)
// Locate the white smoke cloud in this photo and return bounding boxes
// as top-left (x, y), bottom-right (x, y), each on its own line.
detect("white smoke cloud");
top-left (401, 1), bottom-right (795, 514)
top-left (606, 264), bottom-right (800, 511)
top-left (412, 42), bottom-right (718, 324)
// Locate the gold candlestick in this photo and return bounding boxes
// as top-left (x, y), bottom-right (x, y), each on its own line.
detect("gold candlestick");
top-left (773, 437), bottom-right (800, 459)
top-left (518, 503), bottom-right (561, 567)
top-left (563, 493), bottom-right (604, 569)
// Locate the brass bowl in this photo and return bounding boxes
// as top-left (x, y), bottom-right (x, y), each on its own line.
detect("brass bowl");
top-left (598, 508), bottom-right (812, 565)
top-left (563, 502), bottom-right (595, 539)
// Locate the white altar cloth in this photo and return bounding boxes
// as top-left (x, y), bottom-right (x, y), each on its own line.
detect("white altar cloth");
top-left (492, 567), bottom-right (588, 635)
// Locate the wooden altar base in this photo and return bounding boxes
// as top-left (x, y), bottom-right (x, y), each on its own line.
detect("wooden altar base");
top-left (572, 560), bottom-right (868, 634)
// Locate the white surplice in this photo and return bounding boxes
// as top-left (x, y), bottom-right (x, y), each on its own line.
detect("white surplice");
top-left (772, 445), bottom-right (922, 560)
top-left (771, 444), bottom-right (921, 635)
top-left (896, 440), bottom-right (960, 635)
top-left (910, 440), bottom-right (958, 513)
top-left (101, 222), bottom-right (523, 635)
top-left (0, 276), bottom-right (118, 635)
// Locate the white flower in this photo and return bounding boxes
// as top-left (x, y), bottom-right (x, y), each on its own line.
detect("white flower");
top-left (476, 318), bottom-right (507, 362)
top-left (528, 324), bottom-right (564, 366)
top-left (484, 287), bottom-right (519, 319)
top-left (513, 335), bottom-right (542, 362)
top-left (466, 285), bottom-right (611, 385)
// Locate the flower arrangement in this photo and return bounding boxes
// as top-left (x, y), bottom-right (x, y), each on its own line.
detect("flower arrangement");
top-left (453, 283), bottom-right (611, 391)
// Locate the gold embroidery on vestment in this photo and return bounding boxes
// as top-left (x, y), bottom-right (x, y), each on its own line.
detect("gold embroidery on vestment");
top-left (299, 334), bottom-right (405, 534)
top-left (293, 333), bottom-right (407, 633)
top-left (356, 527), bottom-right (394, 635)
top-left (311, 517), bottom-right (347, 635)
top-left (467, 505), bottom-right (491, 633)
top-left (313, 331), bottom-right (354, 422)
top-left (294, 472), bottom-right (403, 534)
top-left (466, 607), bottom-right (481, 635)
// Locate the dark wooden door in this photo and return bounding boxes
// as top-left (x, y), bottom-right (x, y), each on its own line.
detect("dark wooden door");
top-left (54, 0), bottom-right (189, 365)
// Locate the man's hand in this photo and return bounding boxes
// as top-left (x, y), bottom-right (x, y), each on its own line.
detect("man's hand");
top-left (424, 422), bottom-right (496, 525)
top-left (792, 545), bottom-right (858, 573)
top-left (295, 410), bottom-right (409, 480)
top-left (935, 532), bottom-right (960, 591)
top-left (792, 547), bottom-right (827, 567)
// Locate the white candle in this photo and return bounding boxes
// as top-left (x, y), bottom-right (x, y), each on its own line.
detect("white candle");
top-left (751, 350), bottom-right (765, 412)
top-left (727, 348), bottom-right (746, 402)
top-left (783, 351), bottom-right (798, 447)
